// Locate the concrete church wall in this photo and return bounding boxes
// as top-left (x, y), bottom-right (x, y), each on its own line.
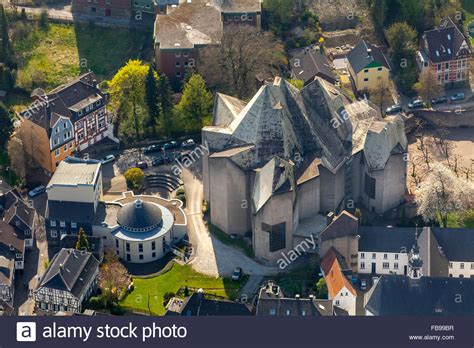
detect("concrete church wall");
top-left (297, 177), bottom-right (321, 220)
top-left (320, 166), bottom-right (346, 213)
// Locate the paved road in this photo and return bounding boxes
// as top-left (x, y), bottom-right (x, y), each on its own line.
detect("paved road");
top-left (182, 161), bottom-right (281, 277)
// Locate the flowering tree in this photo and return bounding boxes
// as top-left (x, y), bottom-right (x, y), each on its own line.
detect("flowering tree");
top-left (416, 163), bottom-right (474, 227)
top-left (98, 249), bottom-right (130, 304)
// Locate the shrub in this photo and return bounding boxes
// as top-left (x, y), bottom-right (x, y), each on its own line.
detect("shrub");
top-left (124, 167), bottom-right (145, 190)
top-left (163, 292), bottom-right (175, 307)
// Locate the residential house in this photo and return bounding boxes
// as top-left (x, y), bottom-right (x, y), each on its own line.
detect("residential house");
top-left (34, 248), bottom-right (99, 314)
top-left (255, 281), bottom-right (333, 316)
top-left (165, 291), bottom-right (251, 316)
top-left (45, 158), bottom-right (103, 247)
top-left (289, 46), bottom-right (337, 85)
top-left (0, 256), bottom-right (14, 306)
top-left (19, 72), bottom-right (116, 175)
top-left (320, 247), bottom-right (357, 316)
top-left (0, 210), bottom-right (29, 272)
top-left (153, 0), bottom-right (261, 83)
top-left (72, 0), bottom-right (131, 18)
top-left (364, 243), bottom-right (474, 316)
top-left (417, 17), bottom-right (471, 86)
top-left (346, 40), bottom-right (391, 92)
top-left (203, 77), bottom-right (407, 265)
top-left (3, 194), bottom-right (36, 250)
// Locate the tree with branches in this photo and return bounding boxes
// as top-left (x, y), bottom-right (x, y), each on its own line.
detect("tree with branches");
top-left (98, 249), bottom-right (131, 305)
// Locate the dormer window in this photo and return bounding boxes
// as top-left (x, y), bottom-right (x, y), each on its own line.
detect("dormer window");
top-left (78, 110), bottom-right (83, 116)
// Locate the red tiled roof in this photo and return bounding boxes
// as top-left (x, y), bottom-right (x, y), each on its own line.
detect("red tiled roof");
top-left (321, 248), bottom-right (356, 299)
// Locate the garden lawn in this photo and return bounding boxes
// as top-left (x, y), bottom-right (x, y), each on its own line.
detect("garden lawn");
top-left (119, 263), bottom-right (246, 315)
top-left (13, 21), bottom-right (151, 92)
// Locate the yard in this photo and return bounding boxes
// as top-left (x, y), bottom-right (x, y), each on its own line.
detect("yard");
top-left (11, 21), bottom-right (152, 93)
top-left (119, 262), bottom-right (247, 315)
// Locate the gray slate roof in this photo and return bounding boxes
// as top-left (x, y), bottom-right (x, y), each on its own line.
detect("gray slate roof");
top-left (47, 200), bottom-right (95, 225)
top-left (116, 200), bottom-right (163, 231)
top-left (347, 40), bottom-right (391, 74)
top-left (167, 292), bottom-right (251, 316)
top-left (358, 227), bottom-right (417, 253)
top-left (289, 47), bottom-right (336, 85)
top-left (431, 228), bottom-right (474, 262)
top-left (421, 18), bottom-right (471, 63)
top-left (365, 275), bottom-right (474, 316)
top-left (37, 248), bottom-right (99, 299)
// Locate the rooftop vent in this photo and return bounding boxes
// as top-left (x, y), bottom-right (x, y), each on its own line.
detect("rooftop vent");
top-left (134, 199), bottom-right (144, 209)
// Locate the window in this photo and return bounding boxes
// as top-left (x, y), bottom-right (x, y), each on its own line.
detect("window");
top-left (176, 61), bottom-right (181, 67)
top-left (24, 229), bottom-right (30, 236)
top-left (183, 51), bottom-right (189, 58)
top-left (437, 64), bottom-right (441, 71)
top-left (126, 243), bottom-right (130, 252)
top-left (55, 127), bottom-right (60, 134)
top-left (383, 253), bottom-right (388, 260)
top-left (126, 254), bottom-right (131, 262)
top-left (60, 220), bottom-right (66, 227)
top-left (152, 252), bottom-right (156, 258)
top-left (445, 62), bottom-right (449, 69)
top-left (50, 220), bottom-right (57, 227)
top-left (106, 0), bottom-right (110, 4)
top-left (248, 15), bottom-right (253, 20)
top-left (138, 243), bottom-right (143, 252)
top-left (460, 263), bottom-right (464, 269)
top-left (176, 72), bottom-right (181, 77)
top-left (115, 239), bottom-right (119, 248)
top-left (364, 69), bottom-right (369, 73)
top-left (459, 274), bottom-right (464, 278)
top-left (394, 254), bottom-right (399, 260)
top-left (262, 222), bottom-right (286, 252)
top-left (382, 262), bottom-right (389, 269)
top-left (175, 52), bottom-right (181, 58)
top-left (151, 241), bottom-right (156, 250)
top-left (71, 221), bottom-right (77, 228)
top-left (50, 230), bottom-right (57, 238)
top-left (234, 15), bottom-right (240, 20)
top-left (471, 263), bottom-right (474, 270)
top-left (377, 67), bottom-right (382, 71)
top-left (60, 230), bottom-right (66, 236)
top-left (365, 173), bottom-right (376, 199)
top-left (360, 253), bottom-right (365, 259)
top-left (364, 78), bottom-right (369, 82)
top-left (372, 253), bottom-right (376, 259)
top-left (449, 262), bottom-right (453, 268)
top-left (184, 61), bottom-right (188, 67)
top-left (335, 300), bottom-right (340, 306)
top-left (360, 262), bottom-right (365, 269)
top-left (394, 262), bottom-right (399, 270)
top-left (269, 308), bottom-right (277, 315)
top-left (139, 254), bottom-right (144, 260)
top-left (63, 144), bottom-right (67, 151)
top-left (55, 148), bottom-right (60, 157)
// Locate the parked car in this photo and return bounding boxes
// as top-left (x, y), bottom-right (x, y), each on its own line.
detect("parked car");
top-left (28, 185), bottom-right (46, 198)
top-left (152, 156), bottom-right (165, 166)
top-left (181, 139), bottom-right (196, 148)
top-left (408, 99), bottom-right (424, 109)
top-left (101, 154), bottom-right (116, 164)
top-left (137, 161), bottom-right (148, 169)
top-left (144, 144), bottom-right (161, 154)
top-left (450, 93), bottom-right (465, 102)
top-left (360, 279), bottom-right (368, 291)
top-left (231, 267), bottom-right (243, 281)
top-left (163, 141), bottom-right (178, 150)
top-left (430, 96), bottom-right (447, 105)
top-left (385, 104), bottom-right (402, 115)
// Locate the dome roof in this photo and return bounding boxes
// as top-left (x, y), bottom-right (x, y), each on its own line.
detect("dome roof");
top-left (117, 199), bottom-right (162, 231)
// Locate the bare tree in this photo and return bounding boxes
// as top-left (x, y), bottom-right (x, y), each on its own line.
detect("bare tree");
top-left (369, 79), bottom-right (390, 114)
top-left (98, 249), bottom-right (131, 304)
top-left (7, 137), bottom-right (26, 178)
top-left (416, 163), bottom-right (474, 227)
top-left (414, 70), bottom-right (443, 104)
top-left (197, 26), bottom-right (285, 99)
top-left (414, 132), bottom-right (431, 170)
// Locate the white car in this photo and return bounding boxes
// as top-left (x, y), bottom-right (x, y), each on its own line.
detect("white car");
top-left (28, 185), bottom-right (46, 198)
top-left (181, 139), bottom-right (196, 148)
top-left (101, 154), bottom-right (116, 164)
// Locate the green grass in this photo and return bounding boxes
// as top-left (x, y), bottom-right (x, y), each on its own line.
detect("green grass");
top-left (12, 21), bottom-right (152, 92)
top-left (119, 263), bottom-right (247, 315)
top-left (208, 223), bottom-right (254, 258)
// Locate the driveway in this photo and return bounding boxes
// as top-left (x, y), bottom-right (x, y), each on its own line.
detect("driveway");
top-left (181, 160), bottom-right (281, 277)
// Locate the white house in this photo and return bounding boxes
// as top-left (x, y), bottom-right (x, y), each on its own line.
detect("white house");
top-left (321, 247), bottom-right (357, 315)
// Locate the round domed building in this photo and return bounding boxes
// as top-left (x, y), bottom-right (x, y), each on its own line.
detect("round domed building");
top-left (93, 192), bottom-right (187, 263)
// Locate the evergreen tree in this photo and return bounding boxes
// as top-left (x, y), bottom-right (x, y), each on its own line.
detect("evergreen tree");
top-left (145, 66), bottom-right (159, 134)
top-left (0, 5), bottom-right (9, 62)
top-left (158, 74), bottom-right (173, 137)
top-left (175, 74), bottom-right (212, 132)
top-left (2, 67), bottom-right (14, 91)
top-left (0, 102), bottom-right (13, 152)
top-left (75, 228), bottom-right (90, 251)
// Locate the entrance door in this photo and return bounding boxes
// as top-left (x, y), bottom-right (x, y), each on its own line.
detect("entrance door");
top-left (371, 263), bottom-right (376, 274)
top-left (105, 8), bottom-right (111, 16)
top-left (404, 265), bottom-right (408, 275)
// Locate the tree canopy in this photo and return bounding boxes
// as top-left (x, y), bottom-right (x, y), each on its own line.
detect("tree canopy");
top-left (124, 167), bottom-right (145, 190)
top-left (75, 228), bottom-right (90, 251)
top-left (0, 102), bottom-right (13, 152)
